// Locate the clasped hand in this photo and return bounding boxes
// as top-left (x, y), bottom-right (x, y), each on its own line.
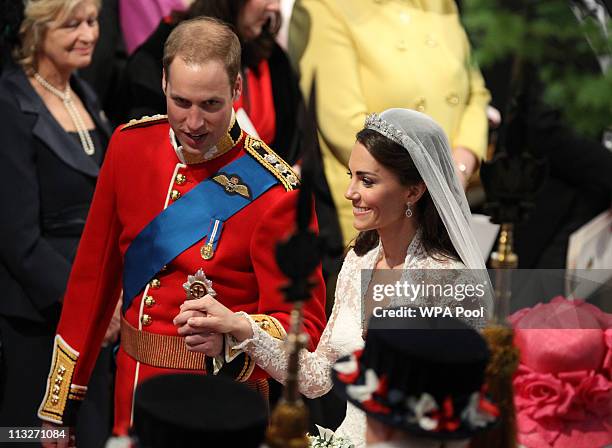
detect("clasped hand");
top-left (173, 294), bottom-right (236, 357)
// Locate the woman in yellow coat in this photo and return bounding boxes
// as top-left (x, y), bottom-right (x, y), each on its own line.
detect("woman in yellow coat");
top-left (289, 0), bottom-right (490, 245)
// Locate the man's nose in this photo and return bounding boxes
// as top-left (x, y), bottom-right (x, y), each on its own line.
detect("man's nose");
top-left (185, 107), bottom-right (204, 130)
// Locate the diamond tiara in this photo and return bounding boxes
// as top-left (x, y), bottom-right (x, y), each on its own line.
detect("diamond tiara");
top-left (364, 113), bottom-right (407, 148)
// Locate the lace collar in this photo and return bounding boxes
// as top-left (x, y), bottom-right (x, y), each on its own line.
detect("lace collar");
top-left (366, 227), bottom-right (425, 271)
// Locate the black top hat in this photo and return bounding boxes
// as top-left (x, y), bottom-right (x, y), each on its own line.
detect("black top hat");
top-left (332, 315), bottom-right (499, 440)
top-left (132, 374), bottom-right (268, 448)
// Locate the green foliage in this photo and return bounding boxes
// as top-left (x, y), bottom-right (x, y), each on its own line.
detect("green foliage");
top-left (463, 0), bottom-right (612, 136)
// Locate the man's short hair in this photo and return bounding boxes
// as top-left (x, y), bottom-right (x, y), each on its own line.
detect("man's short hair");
top-left (163, 17), bottom-right (241, 87)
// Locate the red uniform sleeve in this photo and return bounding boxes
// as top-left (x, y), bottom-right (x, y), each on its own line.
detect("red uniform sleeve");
top-left (39, 130), bottom-right (124, 425)
top-left (250, 189), bottom-right (327, 350)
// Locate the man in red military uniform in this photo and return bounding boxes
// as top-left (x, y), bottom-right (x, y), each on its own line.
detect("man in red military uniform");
top-left (38, 17), bottom-right (326, 438)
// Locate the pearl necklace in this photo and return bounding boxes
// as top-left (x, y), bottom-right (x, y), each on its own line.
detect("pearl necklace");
top-left (33, 72), bottom-right (95, 156)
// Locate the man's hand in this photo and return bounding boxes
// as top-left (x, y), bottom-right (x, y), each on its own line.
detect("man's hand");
top-left (102, 297), bottom-right (122, 347)
top-left (185, 330), bottom-right (223, 356)
top-left (173, 295), bottom-right (254, 343)
top-left (40, 421), bottom-right (75, 448)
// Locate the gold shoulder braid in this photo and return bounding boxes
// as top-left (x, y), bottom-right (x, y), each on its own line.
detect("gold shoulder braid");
top-left (38, 336), bottom-right (84, 424)
top-left (244, 135), bottom-right (300, 191)
top-left (120, 114), bottom-right (168, 131)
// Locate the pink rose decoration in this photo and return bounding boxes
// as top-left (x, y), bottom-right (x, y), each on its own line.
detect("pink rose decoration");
top-left (576, 372), bottom-right (612, 419)
top-left (603, 329), bottom-right (612, 376)
top-left (511, 297), bottom-right (612, 448)
top-left (514, 367), bottom-right (575, 421)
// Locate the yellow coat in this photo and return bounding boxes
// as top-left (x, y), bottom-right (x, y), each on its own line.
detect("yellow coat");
top-left (289, 0), bottom-right (490, 245)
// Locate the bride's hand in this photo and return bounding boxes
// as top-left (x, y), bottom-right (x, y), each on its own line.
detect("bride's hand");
top-left (173, 295), bottom-right (254, 342)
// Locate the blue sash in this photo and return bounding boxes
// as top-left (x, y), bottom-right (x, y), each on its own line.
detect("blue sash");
top-left (122, 154), bottom-right (278, 312)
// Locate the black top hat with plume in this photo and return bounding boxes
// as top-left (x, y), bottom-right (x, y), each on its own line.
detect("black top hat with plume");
top-left (332, 314), bottom-right (499, 440)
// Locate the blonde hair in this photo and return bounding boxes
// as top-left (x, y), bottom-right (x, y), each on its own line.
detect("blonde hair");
top-left (163, 17), bottom-right (241, 87)
top-left (15, 0), bottom-right (101, 73)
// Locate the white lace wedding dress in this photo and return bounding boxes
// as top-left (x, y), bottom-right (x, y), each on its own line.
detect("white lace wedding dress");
top-left (232, 231), bottom-right (485, 448)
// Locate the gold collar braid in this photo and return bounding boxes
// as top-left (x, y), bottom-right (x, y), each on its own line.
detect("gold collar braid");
top-left (170, 113), bottom-right (243, 165)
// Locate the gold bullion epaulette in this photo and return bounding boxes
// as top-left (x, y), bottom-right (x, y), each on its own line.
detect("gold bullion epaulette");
top-left (244, 135), bottom-right (300, 191)
top-left (120, 114), bottom-right (168, 131)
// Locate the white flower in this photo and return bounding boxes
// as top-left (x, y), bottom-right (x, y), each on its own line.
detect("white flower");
top-left (346, 369), bottom-right (379, 402)
top-left (332, 355), bottom-right (357, 376)
top-left (308, 426), bottom-right (355, 448)
top-left (316, 425), bottom-right (335, 442)
top-left (461, 392), bottom-right (496, 428)
top-left (406, 393), bottom-right (439, 431)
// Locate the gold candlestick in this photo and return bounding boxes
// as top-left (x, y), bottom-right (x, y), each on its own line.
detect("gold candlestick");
top-left (265, 304), bottom-right (310, 448)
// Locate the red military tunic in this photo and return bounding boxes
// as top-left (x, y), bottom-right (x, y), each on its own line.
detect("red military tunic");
top-left (38, 115), bottom-right (327, 434)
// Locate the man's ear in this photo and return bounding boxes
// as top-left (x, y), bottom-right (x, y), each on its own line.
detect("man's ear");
top-left (232, 73), bottom-right (243, 102)
top-left (162, 68), bottom-right (168, 96)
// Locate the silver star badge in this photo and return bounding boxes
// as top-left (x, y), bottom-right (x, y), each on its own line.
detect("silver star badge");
top-left (183, 268), bottom-right (217, 300)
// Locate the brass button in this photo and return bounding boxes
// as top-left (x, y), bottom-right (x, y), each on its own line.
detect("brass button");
top-left (446, 93), bottom-right (460, 106)
top-left (144, 296), bottom-right (156, 307)
top-left (415, 97), bottom-right (427, 112)
top-left (141, 314), bottom-right (152, 326)
top-left (149, 278), bottom-right (161, 289)
top-left (170, 190), bottom-right (181, 201)
top-left (175, 173), bottom-right (186, 185)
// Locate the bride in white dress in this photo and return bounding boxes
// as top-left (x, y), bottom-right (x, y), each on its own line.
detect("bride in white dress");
top-left (176, 109), bottom-right (493, 448)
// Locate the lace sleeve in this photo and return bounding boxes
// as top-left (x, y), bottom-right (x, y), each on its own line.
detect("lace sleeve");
top-left (232, 250), bottom-right (365, 399)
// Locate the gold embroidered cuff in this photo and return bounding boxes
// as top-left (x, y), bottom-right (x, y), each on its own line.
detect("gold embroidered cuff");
top-left (235, 353), bottom-right (255, 382)
top-left (38, 335), bottom-right (84, 424)
top-left (251, 314), bottom-right (287, 340)
top-left (224, 314), bottom-right (286, 382)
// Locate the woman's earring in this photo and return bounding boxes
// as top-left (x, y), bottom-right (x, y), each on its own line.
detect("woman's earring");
top-left (405, 202), bottom-right (413, 218)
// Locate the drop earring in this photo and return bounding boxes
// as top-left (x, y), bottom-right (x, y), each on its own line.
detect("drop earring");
top-left (405, 202), bottom-right (413, 218)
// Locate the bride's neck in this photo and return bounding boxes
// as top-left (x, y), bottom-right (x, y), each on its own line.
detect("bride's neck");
top-left (377, 220), bottom-right (420, 269)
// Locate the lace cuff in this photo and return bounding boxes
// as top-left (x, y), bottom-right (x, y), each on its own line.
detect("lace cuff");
top-left (229, 313), bottom-right (339, 398)
top-left (226, 311), bottom-right (286, 356)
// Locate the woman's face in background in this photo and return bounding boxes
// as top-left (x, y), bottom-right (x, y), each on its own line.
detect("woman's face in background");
top-left (39, 0), bottom-right (99, 72)
top-left (237, 0), bottom-right (280, 41)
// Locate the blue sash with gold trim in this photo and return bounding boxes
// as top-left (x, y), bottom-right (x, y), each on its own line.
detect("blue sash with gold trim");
top-left (122, 154), bottom-right (277, 312)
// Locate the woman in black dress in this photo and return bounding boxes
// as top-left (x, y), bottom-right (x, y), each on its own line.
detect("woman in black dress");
top-left (0, 1), bottom-right (114, 443)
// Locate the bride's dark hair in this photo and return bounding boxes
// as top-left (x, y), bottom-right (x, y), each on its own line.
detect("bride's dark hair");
top-left (352, 129), bottom-right (459, 261)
